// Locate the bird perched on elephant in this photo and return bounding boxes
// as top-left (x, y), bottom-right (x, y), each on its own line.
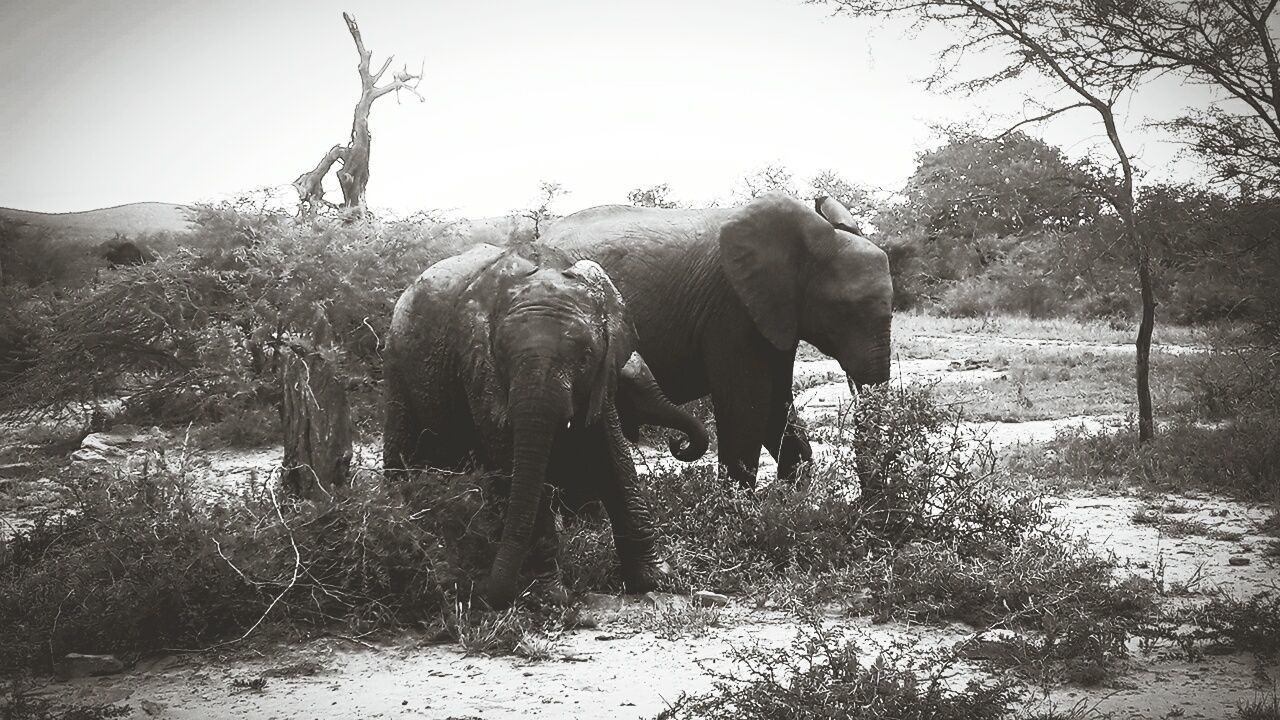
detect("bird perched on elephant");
top-left (383, 243), bottom-right (708, 609)
top-left (541, 192), bottom-right (893, 490)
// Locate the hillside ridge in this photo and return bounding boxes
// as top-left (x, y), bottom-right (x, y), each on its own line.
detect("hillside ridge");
top-left (0, 201), bottom-right (194, 241)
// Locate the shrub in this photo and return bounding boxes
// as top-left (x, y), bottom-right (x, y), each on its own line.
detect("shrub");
top-left (1010, 416), bottom-right (1280, 501)
top-left (939, 274), bottom-right (1066, 319)
top-left (1160, 591), bottom-right (1280, 658)
top-left (0, 200), bottom-right (474, 425)
top-left (187, 405), bottom-right (281, 448)
top-left (0, 449), bottom-right (517, 672)
top-left (619, 465), bottom-right (877, 597)
top-left (0, 456), bottom-right (259, 672)
top-left (657, 622), bottom-right (1021, 720)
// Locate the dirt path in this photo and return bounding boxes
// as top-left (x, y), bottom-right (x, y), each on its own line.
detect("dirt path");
top-left (907, 333), bottom-right (1212, 357)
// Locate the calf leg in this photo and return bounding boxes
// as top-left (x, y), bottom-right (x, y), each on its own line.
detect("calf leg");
top-left (597, 405), bottom-right (670, 592)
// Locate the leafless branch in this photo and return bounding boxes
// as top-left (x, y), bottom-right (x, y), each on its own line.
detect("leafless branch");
top-left (994, 102), bottom-right (1091, 139)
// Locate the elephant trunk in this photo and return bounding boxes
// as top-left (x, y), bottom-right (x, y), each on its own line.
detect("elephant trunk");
top-left (484, 359), bottom-right (568, 609)
top-left (620, 353), bottom-right (709, 462)
top-left (842, 328), bottom-right (892, 390)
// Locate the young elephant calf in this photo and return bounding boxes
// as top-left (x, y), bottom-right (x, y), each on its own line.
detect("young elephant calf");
top-left (383, 243), bottom-right (707, 609)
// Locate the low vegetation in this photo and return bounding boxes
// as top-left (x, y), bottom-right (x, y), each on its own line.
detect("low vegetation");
top-left (1, 140), bottom-right (1276, 711)
top-left (0, 384), bottom-right (1164, 692)
top-left (1005, 348), bottom-right (1280, 502)
top-left (1156, 591), bottom-right (1280, 659)
top-left (0, 682), bottom-right (129, 720)
top-left (657, 622), bottom-right (1022, 720)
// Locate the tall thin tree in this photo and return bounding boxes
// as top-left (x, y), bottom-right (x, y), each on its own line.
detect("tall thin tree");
top-left (813, 0), bottom-right (1160, 440)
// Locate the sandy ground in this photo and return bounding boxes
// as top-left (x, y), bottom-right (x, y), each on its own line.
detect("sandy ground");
top-left (12, 333), bottom-right (1279, 719)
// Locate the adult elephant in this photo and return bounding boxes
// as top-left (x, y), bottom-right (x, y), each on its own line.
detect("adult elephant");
top-left (383, 243), bottom-right (708, 609)
top-left (542, 193), bottom-right (892, 489)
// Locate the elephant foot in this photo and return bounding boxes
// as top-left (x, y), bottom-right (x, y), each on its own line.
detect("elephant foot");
top-left (778, 458), bottom-right (813, 487)
top-left (716, 462), bottom-right (759, 492)
top-left (529, 575), bottom-right (571, 606)
top-left (621, 559), bottom-right (674, 594)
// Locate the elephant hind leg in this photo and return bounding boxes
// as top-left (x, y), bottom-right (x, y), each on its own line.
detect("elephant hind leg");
top-left (766, 378), bottom-right (813, 484)
top-left (709, 383), bottom-right (769, 491)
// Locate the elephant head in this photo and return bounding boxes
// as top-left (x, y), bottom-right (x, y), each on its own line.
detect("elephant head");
top-left (480, 255), bottom-right (705, 608)
top-left (719, 192), bottom-right (893, 389)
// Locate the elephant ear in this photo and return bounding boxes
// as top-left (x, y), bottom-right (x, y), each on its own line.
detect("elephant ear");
top-left (814, 196), bottom-right (863, 236)
top-left (563, 260), bottom-right (636, 425)
top-left (720, 194), bottom-right (839, 351)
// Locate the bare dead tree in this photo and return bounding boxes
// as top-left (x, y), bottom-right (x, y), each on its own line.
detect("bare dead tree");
top-left (293, 12), bottom-right (425, 219)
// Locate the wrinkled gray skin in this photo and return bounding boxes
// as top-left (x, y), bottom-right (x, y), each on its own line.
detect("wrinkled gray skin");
top-left (542, 193), bottom-right (893, 489)
top-left (383, 243), bottom-right (708, 609)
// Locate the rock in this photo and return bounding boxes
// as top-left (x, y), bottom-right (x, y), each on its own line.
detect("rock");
top-left (956, 630), bottom-right (1024, 661)
top-left (70, 428), bottom-right (166, 469)
top-left (692, 591), bottom-right (730, 607)
top-left (1228, 556), bottom-right (1251, 566)
top-left (139, 699), bottom-right (165, 717)
top-left (643, 592), bottom-right (689, 610)
top-left (58, 653), bottom-right (124, 678)
top-left (569, 613), bottom-right (598, 630)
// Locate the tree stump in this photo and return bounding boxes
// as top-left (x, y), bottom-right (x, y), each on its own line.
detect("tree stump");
top-left (280, 314), bottom-right (352, 499)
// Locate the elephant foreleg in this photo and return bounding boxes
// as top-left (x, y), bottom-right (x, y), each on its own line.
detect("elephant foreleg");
top-left (519, 486), bottom-right (567, 602)
top-left (598, 405), bottom-right (669, 593)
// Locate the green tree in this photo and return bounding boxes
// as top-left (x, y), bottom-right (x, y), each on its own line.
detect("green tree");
top-left (627, 183), bottom-right (680, 208)
top-left (519, 181), bottom-right (569, 240)
top-left (887, 131), bottom-right (1102, 241)
top-left (735, 163), bottom-right (798, 201)
top-left (814, 0), bottom-right (1159, 439)
top-left (807, 170), bottom-right (877, 222)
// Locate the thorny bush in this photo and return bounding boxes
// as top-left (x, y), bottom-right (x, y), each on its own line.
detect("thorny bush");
top-left (657, 621), bottom-right (1021, 720)
top-left (0, 446), bottom-right (525, 672)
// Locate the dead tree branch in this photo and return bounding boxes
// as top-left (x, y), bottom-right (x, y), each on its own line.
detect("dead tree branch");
top-left (293, 12), bottom-right (425, 219)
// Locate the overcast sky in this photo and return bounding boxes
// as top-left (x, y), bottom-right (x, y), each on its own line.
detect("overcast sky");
top-left (1, 0), bottom-right (1214, 217)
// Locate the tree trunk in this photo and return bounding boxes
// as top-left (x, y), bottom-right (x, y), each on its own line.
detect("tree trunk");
top-left (1136, 247), bottom-right (1156, 441)
top-left (1098, 106), bottom-right (1156, 442)
top-left (280, 312), bottom-right (352, 499)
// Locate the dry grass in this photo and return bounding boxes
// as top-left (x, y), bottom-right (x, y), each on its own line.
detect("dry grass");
top-left (924, 346), bottom-right (1200, 423)
top-left (893, 311), bottom-right (1214, 347)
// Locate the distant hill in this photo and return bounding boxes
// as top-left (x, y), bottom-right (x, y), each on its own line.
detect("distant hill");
top-left (0, 202), bottom-right (193, 243)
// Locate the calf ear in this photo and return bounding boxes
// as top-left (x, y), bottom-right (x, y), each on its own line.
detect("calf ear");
top-left (566, 260), bottom-right (636, 424)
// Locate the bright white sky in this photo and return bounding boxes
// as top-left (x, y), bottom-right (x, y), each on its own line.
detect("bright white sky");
top-left (0, 0), bottom-right (1214, 217)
